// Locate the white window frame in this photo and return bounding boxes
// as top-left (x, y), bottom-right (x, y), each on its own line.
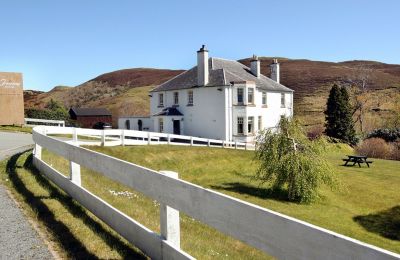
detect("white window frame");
top-left (248, 116), bottom-right (254, 134)
top-left (248, 88), bottom-right (254, 104)
top-left (281, 93), bottom-right (286, 108)
top-left (173, 92), bottom-right (179, 105)
top-left (262, 92), bottom-right (267, 105)
top-left (159, 118), bottom-right (164, 133)
top-left (237, 88), bottom-right (244, 104)
top-left (188, 90), bottom-right (193, 106)
top-left (258, 116), bottom-right (262, 131)
top-left (237, 117), bottom-right (244, 135)
top-left (159, 93), bottom-right (164, 107)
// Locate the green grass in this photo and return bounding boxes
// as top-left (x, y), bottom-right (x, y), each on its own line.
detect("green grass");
top-left (0, 125), bottom-right (32, 134)
top-left (1, 143), bottom-right (399, 259)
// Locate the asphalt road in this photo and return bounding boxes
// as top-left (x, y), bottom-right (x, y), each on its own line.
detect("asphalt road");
top-left (0, 131), bottom-right (53, 259)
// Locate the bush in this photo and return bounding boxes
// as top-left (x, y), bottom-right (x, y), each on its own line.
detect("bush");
top-left (307, 125), bottom-right (325, 140)
top-left (367, 128), bottom-right (400, 142)
top-left (356, 138), bottom-right (391, 159)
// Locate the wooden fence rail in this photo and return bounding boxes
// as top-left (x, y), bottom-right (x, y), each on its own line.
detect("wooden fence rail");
top-left (32, 126), bottom-right (400, 260)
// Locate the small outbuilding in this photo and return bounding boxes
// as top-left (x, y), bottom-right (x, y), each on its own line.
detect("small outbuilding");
top-left (69, 107), bottom-right (112, 128)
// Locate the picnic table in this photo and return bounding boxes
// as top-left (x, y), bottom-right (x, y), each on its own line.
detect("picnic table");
top-left (342, 155), bottom-right (373, 168)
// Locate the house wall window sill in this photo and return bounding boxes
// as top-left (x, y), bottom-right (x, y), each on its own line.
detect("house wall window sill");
top-left (187, 104), bottom-right (193, 107)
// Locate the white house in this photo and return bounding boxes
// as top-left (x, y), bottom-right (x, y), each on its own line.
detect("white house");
top-left (119, 45), bottom-right (293, 143)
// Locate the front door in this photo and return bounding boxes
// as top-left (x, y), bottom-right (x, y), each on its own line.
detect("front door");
top-left (173, 120), bottom-right (180, 135)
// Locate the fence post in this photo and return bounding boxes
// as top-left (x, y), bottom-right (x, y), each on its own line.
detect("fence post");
top-left (222, 140), bottom-right (225, 148)
top-left (159, 171), bottom-right (180, 251)
top-left (34, 128), bottom-right (46, 160)
top-left (101, 130), bottom-right (106, 146)
top-left (73, 128), bottom-right (78, 142)
top-left (190, 137), bottom-right (193, 146)
top-left (121, 130), bottom-right (125, 146)
top-left (167, 134), bottom-right (171, 145)
top-left (207, 139), bottom-right (210, 147)
top-left (148, 132), bottom-right (151, 145)
top-left (69, 142), bottom-right (81, 186)
top-left (245, 142), bottom-right (248, 150)
top-left (235, 141), bottom-right (238, 149)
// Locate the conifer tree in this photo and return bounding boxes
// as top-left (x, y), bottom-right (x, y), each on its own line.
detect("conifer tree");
top-left (324, 84), bottom-right (357, 144)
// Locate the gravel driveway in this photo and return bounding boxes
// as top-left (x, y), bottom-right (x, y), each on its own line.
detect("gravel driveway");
top-left (0, 131), bottom-right (53, 259)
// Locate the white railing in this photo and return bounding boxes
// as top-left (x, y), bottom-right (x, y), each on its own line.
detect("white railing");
top-left (31, 126), bottom-right (400, 260)
top-left (25, 118), bottom-right (65, 127)
top-left (43, 126), bottom-right (254, 150)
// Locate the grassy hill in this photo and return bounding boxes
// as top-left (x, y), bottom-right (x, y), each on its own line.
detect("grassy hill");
top-left (24, 59), bottom-right (400, 130)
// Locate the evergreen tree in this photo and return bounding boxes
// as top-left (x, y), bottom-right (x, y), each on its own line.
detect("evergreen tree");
top-left (324, 84), bottom-right (357, 144)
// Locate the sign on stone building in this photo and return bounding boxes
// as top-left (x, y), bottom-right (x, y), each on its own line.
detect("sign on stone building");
top-left (0, 72), bottom-right (24, 125)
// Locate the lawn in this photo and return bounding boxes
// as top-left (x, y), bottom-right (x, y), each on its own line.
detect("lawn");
top-left (0, 125), bottom-right (32, 134)
top-left (1, 143), bottom-right (399, 259)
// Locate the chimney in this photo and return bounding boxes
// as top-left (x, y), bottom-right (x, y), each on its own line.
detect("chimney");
top-left (250, 55), bottom-right (260, 78)
top-left (270, 58), bottom-right (280, 84)
top-left (197, 45), bottom-right (209, 86)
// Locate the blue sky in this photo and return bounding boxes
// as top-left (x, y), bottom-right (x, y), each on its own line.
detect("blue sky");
top-left (1, 0), bottom-right (399, 91)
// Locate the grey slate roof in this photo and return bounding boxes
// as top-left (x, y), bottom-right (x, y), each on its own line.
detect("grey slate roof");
top-left (151, 57), bottom-right (293, 92)
top-left (69, 107), bottom-right (112, 116)
top-left (153, 107), bottom-right (183, 116)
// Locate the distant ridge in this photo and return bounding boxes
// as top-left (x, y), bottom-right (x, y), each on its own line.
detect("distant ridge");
top-left (24, 58), bottom-right (400, 130)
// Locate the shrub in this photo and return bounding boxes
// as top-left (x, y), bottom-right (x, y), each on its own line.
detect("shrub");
top-left (356, 138), bottom-right (391, 159)
top-left (307, 125), bottom-right (325, 140)
top-left (367, 128), bottom-right (400, 142)
top-left (255, 118), bottom-right (337, 203)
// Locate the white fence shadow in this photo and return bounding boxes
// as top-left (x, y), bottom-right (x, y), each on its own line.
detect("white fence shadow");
top-left (32, 126), bottom-right (399, 260)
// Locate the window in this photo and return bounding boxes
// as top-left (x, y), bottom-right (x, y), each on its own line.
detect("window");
top-left (258, 116), bottom-right (262, 131)
top-left (237, 88), bottom-right (244, 104)
top-left (125, 120), bottom-right (130, 130)
top-left (188, 90), bottom-right (193, 105)
top-left (159, 118), bottom-right (164, 132)
top-left (248, 116), bottom-right (254, 133)
top-left (248, 88), bottom-right (254, 104)
top-left (262, 92), bottom-right (267, 105)
top-left (237, 117), bottom-right (244, 134)
top-left (174, 92), bottom-right (179, 105)
top-left (281, 93), bottom-right (285, 107)
top-left (158, 93), bottom-right (164, 107)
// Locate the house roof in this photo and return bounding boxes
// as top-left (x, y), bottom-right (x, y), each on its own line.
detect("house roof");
top-left (69, 107), bottom-right (112, 117)
top-left (153, 107), bottom-right (183, 116)
top-left (151, 57), bottom-right (293, 92)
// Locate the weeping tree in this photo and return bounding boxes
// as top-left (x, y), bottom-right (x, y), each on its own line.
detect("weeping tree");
top-left (255, 117), bottom-right (336, 203)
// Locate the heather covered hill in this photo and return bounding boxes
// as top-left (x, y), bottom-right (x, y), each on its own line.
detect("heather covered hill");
top-left (24, 59), bottom-right (400, 130)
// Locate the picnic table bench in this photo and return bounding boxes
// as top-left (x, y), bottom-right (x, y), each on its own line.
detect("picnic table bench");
top-left (342, 155), bottom-right (373, 167)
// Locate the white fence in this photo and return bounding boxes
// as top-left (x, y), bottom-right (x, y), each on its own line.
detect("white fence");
top-left (32, 126), bottom-right (400, 260)
top-left (25, 118), bottom-right (65, 127)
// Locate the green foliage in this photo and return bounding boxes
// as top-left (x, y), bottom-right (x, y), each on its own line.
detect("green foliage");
top-left (255, 118), bottom-right (337, 203)
top-left (325, 84), bottom-right (357, 145)
top-left (367, 128), bottom-right (400, 142)
top-left (25, 99), bottom-right (69, 121)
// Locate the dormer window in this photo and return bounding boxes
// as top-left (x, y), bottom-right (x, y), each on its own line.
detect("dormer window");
top-left (237, 88), bottom-right (244, 104)
top-left (158, 93), bottom-right (164, 107)
top-left (281, 93), bottom-right (286, 108)
top-left (248, 88), bottom-right (254, 104)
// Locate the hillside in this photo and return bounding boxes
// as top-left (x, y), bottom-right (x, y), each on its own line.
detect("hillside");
top-left (24, 59), bottom-right (400, 130)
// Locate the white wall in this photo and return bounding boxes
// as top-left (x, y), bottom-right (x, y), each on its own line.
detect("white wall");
top-left (151, 85), bottom-right (293, 143)
top-left (118, 117), bottom-right (153, 131)
top-left (151, 87), bottom-right (226, 140)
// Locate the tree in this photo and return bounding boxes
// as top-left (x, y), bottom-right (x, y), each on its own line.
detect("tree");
top-left (255, 117), bottom-right (336, 203)
top-left (25, 99), bottom-right (69, 121)
top-left (347, 65), bottom-right (373, 133)
top-left (325, 84), bottom-right (357, 145)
